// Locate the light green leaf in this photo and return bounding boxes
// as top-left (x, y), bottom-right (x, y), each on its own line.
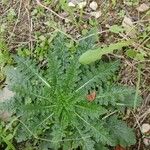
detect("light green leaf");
top-left (125, 49), bottom-right (137, 58)
top-left (108, 116), bottom-right (136, 147)
top-left (79, 49), bottom-right (101, 65)
top-left (109, 25), bottom-right (124, 33)
top-left (79, 40), bottom-right (132, 64)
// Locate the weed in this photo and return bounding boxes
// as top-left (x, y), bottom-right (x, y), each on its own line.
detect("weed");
top-left (0, 118), bottom-right (16, 150)
top-left (1, 35), bottom-right (141, 150)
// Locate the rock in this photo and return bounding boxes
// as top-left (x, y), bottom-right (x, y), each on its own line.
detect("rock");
top-left (78, 1), bottom-right (87, 9)
top-left (0, 112), bottom-right (10, 122)
top-left (68, 2), bottom-right (76, 7)
top-left (89, 1), bottom-right (98, 10)
top-left (136, 3), bottom-right (149, 12)
top-left (0, 87), bottom-right (14, 121)
top-left (143, 138), bottom-right (150, 146)
top-left (141, 123), bottom-right (150, 134)
top-left (122, 16), bottom-right (133, 28)
top-left (90, 11), bottom-right (102, 18)
top-left (122, 16), bottom-right (136, 38)
top-left (0, 87), bottom-right (15, 102)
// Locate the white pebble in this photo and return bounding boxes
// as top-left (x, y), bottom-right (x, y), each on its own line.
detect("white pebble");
top-left (68, 2), bottom-right (76, 7)
top-left (143, 138), bottom-right (150, 146)
top-left (78, 1), bottom-right (87, 9)
top-left (89, 1), bottom-right (98, 10)
top-left (141, 123), bottom-right (150, 134)
top-left (90, 11), bottom-right (102, 18)
top-left (136, 3), bottom-right (149, 12)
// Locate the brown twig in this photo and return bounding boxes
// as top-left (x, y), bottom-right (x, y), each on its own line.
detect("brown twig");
top-left (35, 0), bottom-right (70, 22)
top-left (24, 1), bottom-right (33, 53)
top-left (7, 0), bottom-right (22, 43)
top-left (78, 30), bottom-right (109, 41)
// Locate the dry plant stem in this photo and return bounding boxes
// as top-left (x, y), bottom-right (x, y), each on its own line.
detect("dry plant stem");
top-left (133, 108), bottom-right (150, 128)
top-left (134, 68), bottom-right (141, 110)
top-left (118, 14), bottom-right (150, 54)
top-left (139, 113), bottom-right (150, 127)
top-left (102, 110), bottom-right (118, 120)
top-left (78, 30), bottom-right (109, 41)
top-left (123, 13), bottom-right (150, 39)
top-left (134, 60), bottom-right (150, 64)
top-left (29, 18), bottom-right (33, 52)
top-left (11, 41), bottom-right (29, 44)
top-left (111, 53), bottom-right (146, 76)
top-left (1, 1), bottom-right (19, 14)
top-left (134, 19), bottom-right (150, 23)
top-left (133, 32), bottom-right (150, 51)
top-left (131, 111), bottom-right (142, 132)
top-left (143, 94), bottom-right (150, 107)
top-left (137, 138), bottom-right (141, 150)
top-left (35, 0), bottom-right (70, 22)
top-left (26, 6), bottom-right (33, 52)
top-left (140, 34), bottom-right (150, 47)
top-left (139, 108), bottom-right (150, 123)
top-left (51, 25), bottom-right (77, 43)
top-left (7, 0), bottom-right (22, 43)
top-left (0, 1), bottom-right (12, 17)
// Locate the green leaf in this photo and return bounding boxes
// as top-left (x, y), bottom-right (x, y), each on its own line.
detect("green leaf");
top-left (76, 128), bottom-right (95, 150)
top-left (109, 25), bottom-right (124, 33)
top-left (125, 49), bottom-right (137, 58)
top-left (79, 40), bottom-right (132, 64)
top-left (135, 53), bottom-right (145, 61)
top-left (76, 102), bottom-right (107, 119)
top-left (96, 85), bottom-right (140, 106)
top-left (2, 34), bottom-right (140, 149)
top-left (107, 116), bottom-right (136, 147)
top-left (95, 142), bottom-right (109, 150)
top-left (79, 49), bottom-right (101, 65)
top-left (126, 49), bottom-right (145, 61)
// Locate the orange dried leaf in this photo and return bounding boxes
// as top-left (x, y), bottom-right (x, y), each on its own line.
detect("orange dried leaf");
top-left (114, 145), bottom-right (126, 150)
top-left (86, 91), bottom-right (96, 102)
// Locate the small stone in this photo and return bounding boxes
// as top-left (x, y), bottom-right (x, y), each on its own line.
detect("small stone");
top-left (89, 1), bottom-right (98, 10)
top-left (78, 1), bottom-right (87, 9)
top-left (0, 87), bottom-right (15, 102)
top-left (141, 123), bottom-right (150, 134)
top-left (68, 2), bottom-right (76, 7)
top-left (143, 138), bottom-right (150, 146)
top-left (65, 18), bottom-right (70, 23)
top-left (122, 16), bottom-right (136, 38)
top-left (136, 3), bottom-right (149, 12)
top-left (122, 16), bottom-right (133, 27)
top-left (0, 112), bottom-right (10, 122)
top-left (90, 11), bottom-right (102, 18)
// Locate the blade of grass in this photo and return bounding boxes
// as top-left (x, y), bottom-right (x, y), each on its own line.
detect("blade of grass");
top-left (134, 67), bottom-right (141, 110)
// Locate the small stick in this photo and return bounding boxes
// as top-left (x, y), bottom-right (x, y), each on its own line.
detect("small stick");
top-left (7, 0), bottom-right (22, 43)
top-left (35, 0), bottom-right (70, 22)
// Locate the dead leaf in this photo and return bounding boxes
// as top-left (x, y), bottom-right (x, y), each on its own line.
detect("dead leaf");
top-left (114, 145), bottom-right (126, 150)
top-left (90, 11), bottom-right (102, 18)
top-left (122, 16), bottom-right (133, 27)
top-left (86, 91), bottom-right (96, 102)
top-left (136, 3), bottom-right (149, 12)
top-left (122, 16), bottom-right (136, 38)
